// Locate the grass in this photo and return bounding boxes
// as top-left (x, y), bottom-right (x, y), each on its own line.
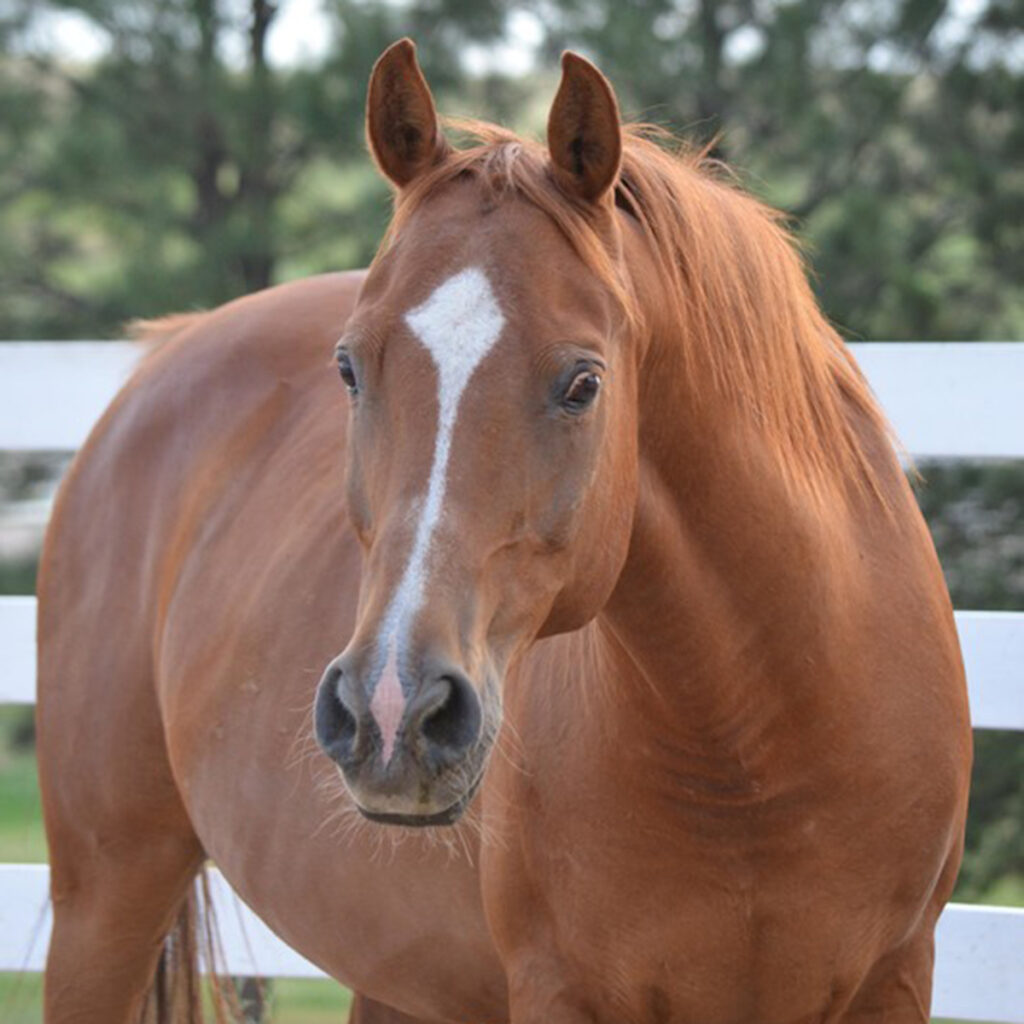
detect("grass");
top-left (0, 972), bottom-right (43, 1024)
top-left (0, 974), bottom-right (352, 1023)
top-left (0, 743), bottom-right (47, 863)
top-left (271, 980), bottom-right (352, 1023)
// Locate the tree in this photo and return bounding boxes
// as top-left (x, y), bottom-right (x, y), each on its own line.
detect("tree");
top-left (530, 0), bottom-right (1024, 341)
top-left (0, 0), bottom-right (533, 336)
top-left (0, 0), bottom-right (331, 334)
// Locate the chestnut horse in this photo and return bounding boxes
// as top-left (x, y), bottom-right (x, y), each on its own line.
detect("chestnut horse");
top-left (36, 39), bottom-right (971, 1024)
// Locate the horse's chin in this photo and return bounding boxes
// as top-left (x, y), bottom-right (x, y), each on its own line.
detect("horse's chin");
top-left (356, 773), bottom-right (482, 828)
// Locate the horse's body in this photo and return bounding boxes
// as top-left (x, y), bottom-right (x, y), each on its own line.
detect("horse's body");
top-left (37, 42), bottom-right (971, 1024)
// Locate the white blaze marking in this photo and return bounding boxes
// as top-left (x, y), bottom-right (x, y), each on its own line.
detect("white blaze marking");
top-left (372, 645), bottom-right (404, 765)
top-left (363, 266), bottom-right (505, 762)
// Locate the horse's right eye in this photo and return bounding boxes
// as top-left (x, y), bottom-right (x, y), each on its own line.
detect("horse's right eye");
top-left (336, 351), bottom-right (358, 395)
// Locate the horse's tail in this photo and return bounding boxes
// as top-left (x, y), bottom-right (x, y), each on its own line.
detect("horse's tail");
top-left (140, 866), bottom-right (247, 1024)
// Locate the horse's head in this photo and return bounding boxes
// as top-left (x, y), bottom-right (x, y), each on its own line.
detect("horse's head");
top-left (315, 40), bottom-right (641, 825)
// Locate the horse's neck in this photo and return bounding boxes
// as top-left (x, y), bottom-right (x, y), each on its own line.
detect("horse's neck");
top-left (596, 367), bottom-right (859, 774)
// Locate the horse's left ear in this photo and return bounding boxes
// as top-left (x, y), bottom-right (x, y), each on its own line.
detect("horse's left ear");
top-left (366, 38), bottom-right (450, 189)
top-left (547, 52), bottom-right (622, 204)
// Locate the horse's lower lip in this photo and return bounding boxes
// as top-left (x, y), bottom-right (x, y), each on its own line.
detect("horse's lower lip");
top-left (356, 774), bottom-right (482, 828)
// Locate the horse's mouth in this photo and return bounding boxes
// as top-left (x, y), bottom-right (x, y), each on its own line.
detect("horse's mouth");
top-left (356, 773), bottom-right (482, 828)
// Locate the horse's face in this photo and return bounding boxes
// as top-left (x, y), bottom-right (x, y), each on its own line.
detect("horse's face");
top-left (315, 40), bottom-right (634, 824)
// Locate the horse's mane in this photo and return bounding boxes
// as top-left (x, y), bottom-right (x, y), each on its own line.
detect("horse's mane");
top-left (384, 119), bottom-right (892, 504)
top-left (128, 312), bottom-right (208, 349)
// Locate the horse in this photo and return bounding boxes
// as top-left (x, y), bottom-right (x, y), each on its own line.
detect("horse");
top-left (36, 38), bottom-right (972, 1024)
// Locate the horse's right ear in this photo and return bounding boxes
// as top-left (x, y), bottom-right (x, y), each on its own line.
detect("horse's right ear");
top-left (366, 39), bottom-right (450, 189)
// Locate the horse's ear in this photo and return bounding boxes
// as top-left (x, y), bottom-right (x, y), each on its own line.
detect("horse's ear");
top-left (366, 38), bottom-right (450, 189)
top-left (547, 52), bottom-right (622, 204)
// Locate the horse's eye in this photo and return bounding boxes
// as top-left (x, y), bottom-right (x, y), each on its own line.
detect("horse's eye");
top-left (561, 369), bottom-right (602, 414)
top-left (336, 350), bottom-right (358, 395)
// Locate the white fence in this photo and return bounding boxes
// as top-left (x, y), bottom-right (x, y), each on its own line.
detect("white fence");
top-left (0, 341), bottom-right (1022, 1022)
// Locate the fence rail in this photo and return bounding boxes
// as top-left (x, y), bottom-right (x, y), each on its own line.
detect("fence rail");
top-left (2, 341), bottom-right (1024, 456)
top-left (2, 598), bottom-right (1022, 729)
top-left (1, 340), bottom-right (1022, 1022)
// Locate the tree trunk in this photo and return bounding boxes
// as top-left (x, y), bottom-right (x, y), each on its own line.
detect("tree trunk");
top-left (238, 0), bottom-right (278, 293)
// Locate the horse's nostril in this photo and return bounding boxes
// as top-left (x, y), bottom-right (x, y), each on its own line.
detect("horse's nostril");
top-left (418, 673), bottom-right (482, 755)
top-left (314, 666), bottom-right (358, 760)
top-left (333, 695), bottom-right (358, 745)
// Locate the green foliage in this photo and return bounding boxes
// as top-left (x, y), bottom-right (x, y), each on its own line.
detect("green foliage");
top-left (0, 558), bottom-right (35, 595)
top-left (533, 0), bottom-right (1024, 341)
top-left (0, 0), bottom-right (528, 337)
top-left (958, 731), bottom-right (1024, 901)
top-left (915, 461), bottom-right (1024, 610)
top-left (914, 462), bottom-right (1024, 900)
top-left (2, 1), bottom-right (1020, 341)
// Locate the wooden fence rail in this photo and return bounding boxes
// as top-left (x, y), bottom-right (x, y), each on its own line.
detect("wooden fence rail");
top-left (1, 341), bottom-right (1022, 1022)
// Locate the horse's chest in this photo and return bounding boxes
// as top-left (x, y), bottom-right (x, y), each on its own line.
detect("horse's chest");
top-left (508, 903), bottom-right (850, 1024)
top-left (487, 809), bottom-right (874, 1024)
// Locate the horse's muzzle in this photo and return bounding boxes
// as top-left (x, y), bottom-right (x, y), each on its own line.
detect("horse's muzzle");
top-left (313, 653), bottom-right (487, 825)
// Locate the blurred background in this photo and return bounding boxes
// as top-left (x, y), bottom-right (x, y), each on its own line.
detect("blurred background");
top-left (0, 0), bottom-right (1022, 1020)
top-left (1, 0), bottom-right (1022, 340)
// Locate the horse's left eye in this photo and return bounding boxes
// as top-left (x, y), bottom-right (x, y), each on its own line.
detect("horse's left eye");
top-left (336, 350), bottom-right (358, 395)
top-left (561, 369), bottom-right (602, 414)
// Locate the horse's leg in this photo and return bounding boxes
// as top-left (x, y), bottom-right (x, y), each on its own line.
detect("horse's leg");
top-left (836, 843), bottom-right (960, 1024)
top-left (348, 993), bottom-right (447, 1024)
top-left (38, 627), bottom-right (205, 1022)
top-left (44, 831), bottom-right (204, 1023)
top-left (834, 928), bottom-right (936, 1024)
